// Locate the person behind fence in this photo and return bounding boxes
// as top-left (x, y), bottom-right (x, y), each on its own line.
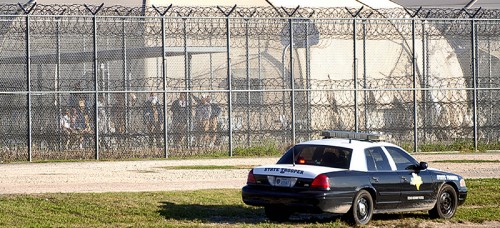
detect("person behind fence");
top-left (193, 94), bottom-right (213, 146)
top-left (70, 99), bottom-right (93, 149)
top-left (69, 81), bottom-right (91, 113)
top-left (60, 109), bottom-right (74, 149)
top-left (171, 92), bottom-right (190, 147)
top-left (97, 95), bottom-right (112, 149)
top-left (143, 92), bottom-right (163, 146)
top-left (209, 98), bottom-right (221, 146)
top-left (70, 107), bottom-right (85, 149)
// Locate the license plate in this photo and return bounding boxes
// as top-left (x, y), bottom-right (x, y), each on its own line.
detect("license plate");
top-left (275, 177), bottom-right (291, 187)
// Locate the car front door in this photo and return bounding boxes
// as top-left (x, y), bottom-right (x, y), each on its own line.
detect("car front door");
top-left (384, 146), bottom-right (435, 209)
top-left (365, 147), bottom-right (401, 210)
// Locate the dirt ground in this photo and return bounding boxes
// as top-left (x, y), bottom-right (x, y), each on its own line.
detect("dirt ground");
top-left (1, 152), bottom-right (499, 227)
top-left (1, 152), bottom-right (499, 194)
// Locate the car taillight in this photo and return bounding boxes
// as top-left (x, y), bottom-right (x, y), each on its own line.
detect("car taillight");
top-left (311, 174), bottom-right (330, 190)
top-left (247, 170), bottom-right (256, 184)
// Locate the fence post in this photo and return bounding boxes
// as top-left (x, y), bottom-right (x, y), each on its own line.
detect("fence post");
top-left (421, 15), bottom-right (427, 143)
top-left (177, 9), bottom-right (193, 150)
top-left (305, 19), bottom-right (311, 140)
top-left (227, 12), bottom-right (234, 157)
top-left (404, 7), bottom-right (422, 152)
top-left (85, 3), bottom-right (104, 160)
top-left (161, 14), bottom-right (168, 159)
top-left (465, 8), bottom-right (481, 152)
top-left (412, 17), bottom-right (418, 153)
top-left (362, 12), bottom-right (373, 132)
top-left (121, 14), bottom-right (127, 135)
top-left (347, 7), bottom-right (363, 133)
top-left (18, 3), bottom-right (36, 162)
top-left (281, 6), bottom-right (300, 144)
top-left (51, 9), bottom-right (65, 152)
top-left (56, 15), bottom-right (61, 151)
top-left (116, 8), bottom-right (132, 138)
top-left (289, 18), bottom-right (296, 145)
top-left (237, 10), bottom-right (256, 147)
top-left (471, 18), bottom-right (479, 152)
top-left (218, 5), bottom-right (236, 156)
top-left (26, 12), bottom-right (32, 162)
top-left (284, 7), bottom-right (298, 144)
top-left (246, 18), bottom-right (250, 146)
top-left (153, 4), bottom-right (172, 159)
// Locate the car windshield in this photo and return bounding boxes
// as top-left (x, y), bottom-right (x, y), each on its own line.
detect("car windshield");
top-left (277, 145), bottom-right (353, 169)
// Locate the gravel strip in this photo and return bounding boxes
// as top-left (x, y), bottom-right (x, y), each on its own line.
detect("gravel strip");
top-left (1, 153), bottom-right (499, 194)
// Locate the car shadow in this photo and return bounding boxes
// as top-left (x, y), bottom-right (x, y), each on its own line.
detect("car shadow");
top-left (157, 201), bottom-right (345, 224)
top-left (372, 212), bottom-right (431, 221)
top-left (158, 201), bottom-right (266, 224)
top-left (158, 201), bottom-right (431, 225)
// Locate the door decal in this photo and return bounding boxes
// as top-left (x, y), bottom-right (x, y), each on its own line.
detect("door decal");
top-left (410, 173), bottom-right (423, 190)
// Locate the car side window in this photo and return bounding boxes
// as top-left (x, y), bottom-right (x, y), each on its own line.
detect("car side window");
top-left (365, 147), bottom-right (392, 171)
top-left (365, 150), bottom-right (377, 171)
top-left (385, 146), bottom-right (418, 170)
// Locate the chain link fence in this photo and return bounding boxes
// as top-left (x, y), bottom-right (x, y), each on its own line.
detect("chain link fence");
top-left (0, 4), bottom-right (498, 161)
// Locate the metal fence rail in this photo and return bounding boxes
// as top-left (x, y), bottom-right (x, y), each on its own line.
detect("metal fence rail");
top-left (0, 4), bottom-right (498, 162)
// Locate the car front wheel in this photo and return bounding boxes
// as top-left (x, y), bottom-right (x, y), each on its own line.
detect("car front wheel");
top-left (429, 184), bottom-right (458, 219)
top-left (347, 190), bottom-right (373, 225)
top-left (264, 205), bottom-right (292, 222)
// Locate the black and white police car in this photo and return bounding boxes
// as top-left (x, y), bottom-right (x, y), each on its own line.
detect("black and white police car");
top-left (242, 131), bottom-right (467, 225)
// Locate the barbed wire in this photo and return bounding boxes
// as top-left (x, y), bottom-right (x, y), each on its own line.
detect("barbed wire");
top-left (5, 4), bottom-right (500, 19)
top-left (2, 4), bottom-right (500, 43)
top-left (22, 76), bottom-right (484, 100)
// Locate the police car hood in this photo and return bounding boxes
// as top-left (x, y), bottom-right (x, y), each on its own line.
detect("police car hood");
top-left (252, 164), bottom-right (344, 179)
top-left (427, 168), bottom-right (464, 180)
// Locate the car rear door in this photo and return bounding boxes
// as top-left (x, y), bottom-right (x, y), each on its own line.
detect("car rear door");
top-left (365, 147), bottom-right (401, 210)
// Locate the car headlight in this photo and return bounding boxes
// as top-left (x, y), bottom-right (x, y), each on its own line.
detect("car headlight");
top-left (460, 178), bottom-right (466, 187)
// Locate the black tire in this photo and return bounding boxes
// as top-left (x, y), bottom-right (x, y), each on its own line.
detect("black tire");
top-left (346, 190), bottom-right (374, 225)
top-left (429, 184), bottom-right (458, 219)
top-left (264, 205), bottom-right (292, 222)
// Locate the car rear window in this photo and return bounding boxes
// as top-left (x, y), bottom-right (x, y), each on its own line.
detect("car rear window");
top-left (277, 145), bottom-right (352, 169)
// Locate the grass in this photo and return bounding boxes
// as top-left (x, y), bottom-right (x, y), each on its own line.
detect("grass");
top-left (433, 160), bottom-right (500, 163)
top-left (161, 165), bottom-right (254, 170)
top-left (403, 140), bottom-right (500, 153)
top-left (232, 142), bottom-right (286, 157)
top-left (0, 179), bottom-right (498, 227)
top-left (455, 178), bottom-right (500, 223)
top-left (2, 140), bottom-right (498, 164)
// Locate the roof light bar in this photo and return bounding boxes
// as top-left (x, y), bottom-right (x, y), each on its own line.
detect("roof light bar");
top-left (321, 130), bottom-right (385, 142)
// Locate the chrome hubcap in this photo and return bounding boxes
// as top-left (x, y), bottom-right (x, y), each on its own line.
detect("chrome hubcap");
top-left (358, 198), bottom-right (367, 218)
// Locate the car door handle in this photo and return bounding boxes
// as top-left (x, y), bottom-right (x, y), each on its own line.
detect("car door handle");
top-left (401, 176), bottom-right (408, 182)
top-left (372, 177), bottom-right (379, 182)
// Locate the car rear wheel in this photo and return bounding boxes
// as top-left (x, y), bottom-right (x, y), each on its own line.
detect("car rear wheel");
top-left (346, 190), bottom-right (373, 225)
top-left (429, 184), bottom-right (458, 219)
top-left (264, 205), bottom-right (292, 222)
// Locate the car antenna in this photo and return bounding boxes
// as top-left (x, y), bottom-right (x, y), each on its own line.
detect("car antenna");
top-left (292, 147), bottom-right (296, 166)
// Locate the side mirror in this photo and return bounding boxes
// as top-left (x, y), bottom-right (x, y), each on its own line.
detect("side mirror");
top-left (419, 162), bottom-right (428, 170)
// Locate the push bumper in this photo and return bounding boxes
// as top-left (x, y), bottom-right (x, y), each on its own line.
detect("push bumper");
top-left (458, 189), bottom-right (467, 206)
